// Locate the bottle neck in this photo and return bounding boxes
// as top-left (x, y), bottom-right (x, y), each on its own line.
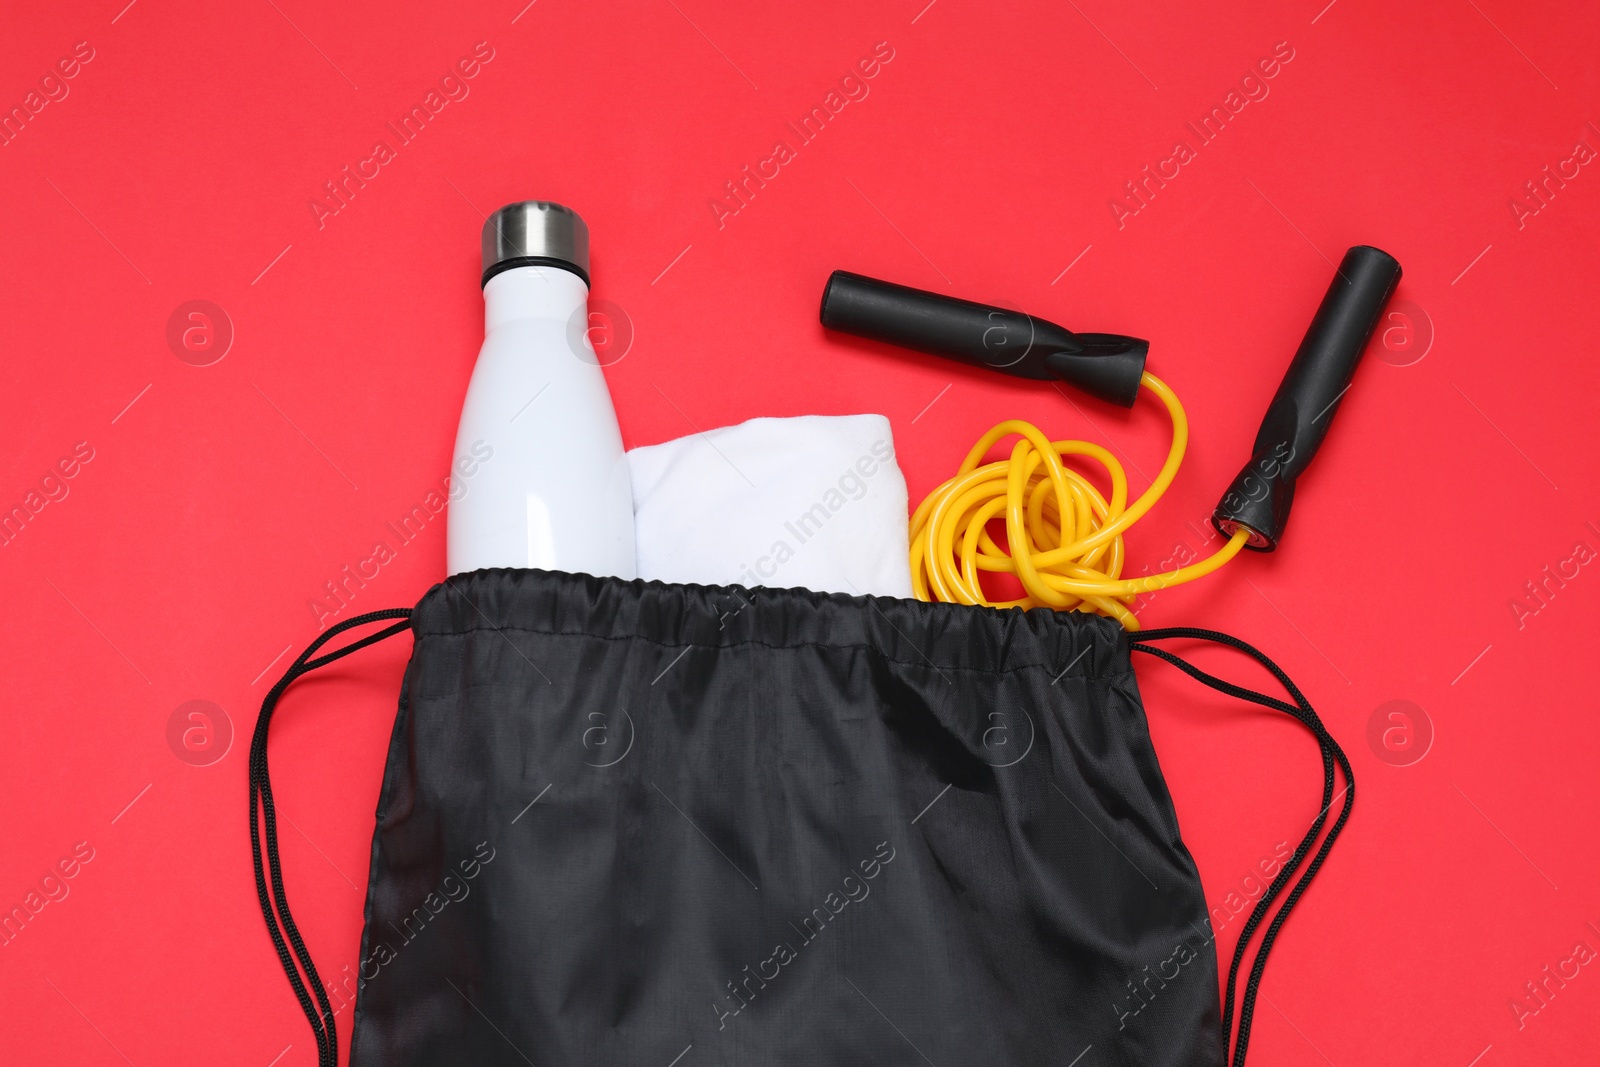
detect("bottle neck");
top-left (483, 265), bottom-right (589, 331)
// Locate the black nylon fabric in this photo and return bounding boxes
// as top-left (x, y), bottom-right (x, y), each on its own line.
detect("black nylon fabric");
top-left (348, 568), bottom-right (1224, 1067)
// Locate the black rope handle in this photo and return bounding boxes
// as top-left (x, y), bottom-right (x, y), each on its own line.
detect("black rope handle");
top-left (1130, 627), bottom-right (1355, 1067)
top-left (249, 609), bottom-right (414, 1067)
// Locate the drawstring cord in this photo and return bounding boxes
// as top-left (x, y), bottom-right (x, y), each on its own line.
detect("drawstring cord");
top-left (250, 609), bottom-right (413, 1067)
top-left (1130, 627), bottom-right (1355, 1067)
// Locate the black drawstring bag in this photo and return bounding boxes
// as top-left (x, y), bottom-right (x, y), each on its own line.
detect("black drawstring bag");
top-left (251, 568), bottom-right (1352, 1067)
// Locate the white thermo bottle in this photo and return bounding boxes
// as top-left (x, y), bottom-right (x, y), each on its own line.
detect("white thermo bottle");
top-left (447, 201), bottom-right (636, 578)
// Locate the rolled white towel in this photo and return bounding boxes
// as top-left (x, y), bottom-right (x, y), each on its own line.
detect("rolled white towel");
top-left (627, 414), bottom-right (912, 599)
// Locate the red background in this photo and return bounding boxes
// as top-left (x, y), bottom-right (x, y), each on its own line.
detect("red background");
top-left (3, 1), bottom-right (1597, 1063)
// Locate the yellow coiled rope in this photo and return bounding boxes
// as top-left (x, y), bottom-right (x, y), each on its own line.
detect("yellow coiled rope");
top-left (909, 371), bottom-right (1251, 630)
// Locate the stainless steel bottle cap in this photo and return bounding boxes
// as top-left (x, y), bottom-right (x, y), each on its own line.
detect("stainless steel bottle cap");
top-left (481, 201), bottom-right (590, 287)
